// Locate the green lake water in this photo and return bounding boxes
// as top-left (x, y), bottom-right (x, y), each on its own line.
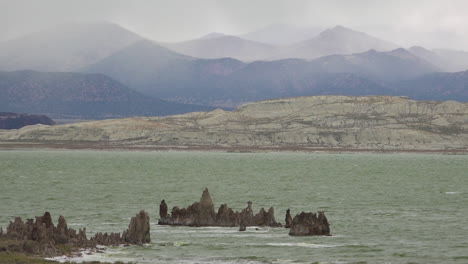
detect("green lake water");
top-left (0, 150), bottom-right (467, 264)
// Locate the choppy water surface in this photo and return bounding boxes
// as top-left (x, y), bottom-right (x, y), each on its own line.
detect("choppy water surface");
top-left (0, 150), bottom-right (467, 264)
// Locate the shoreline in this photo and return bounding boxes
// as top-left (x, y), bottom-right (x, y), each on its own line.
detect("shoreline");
top-left (0, 142), bottom-right (466, 155)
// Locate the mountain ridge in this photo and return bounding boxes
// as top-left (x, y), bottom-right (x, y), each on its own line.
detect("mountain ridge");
top-left (83, 40), bottom-right (446, 108)
top-left (0, 70), bottom-right (214, 119)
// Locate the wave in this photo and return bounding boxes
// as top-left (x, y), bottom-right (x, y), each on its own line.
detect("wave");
top-left (266, 242), bottom-right (338, 249)
top-left (157, 241), bottom-right (191, 247)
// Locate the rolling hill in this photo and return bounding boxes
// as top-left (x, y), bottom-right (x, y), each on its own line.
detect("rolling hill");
top-left (1, 96), bottom-right (466, 152)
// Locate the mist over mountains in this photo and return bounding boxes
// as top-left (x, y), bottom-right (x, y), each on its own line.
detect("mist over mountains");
top-left (0, 22), bottom-right (142, 72)
top-left (1, 21), bottom-right (468, 119)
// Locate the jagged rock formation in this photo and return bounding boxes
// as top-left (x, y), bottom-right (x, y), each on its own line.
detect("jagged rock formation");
top-left (159, 200), bottom-right (168, 219)
top-left (288, 211), bottom-right (330, 236)
top-left (198, 189), bottom-right (217, 226)
top-left (91, 211), bottom-right (150, 246)
top-left (285, 209), bottom-right (293, 228)
top-left (122, 210), bottom-right (151, 245)
top-left (0, 96), bottom-right (467, 152)
top-left (0, 112), bottom-right (55, 130)
top-left (158, 188), bottom-right (282, 227)
top-left (0, 211), bottom-right (151, 256)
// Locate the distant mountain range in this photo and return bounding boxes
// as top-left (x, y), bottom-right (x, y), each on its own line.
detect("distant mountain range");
top-left (395, 70), bottom-right (468, 101)
top-left (0, 71), bottom-right (213, 119)
top-left (83, 39), bottom-right (454, 107)
top-left (1, 21), bottom-right (468, 120)
top-left (272, 25), bottom-right (400, 60)
top-left (312, 48), bottom-right (439, 81)
top-left (160, 25), bottom-right (400, 61)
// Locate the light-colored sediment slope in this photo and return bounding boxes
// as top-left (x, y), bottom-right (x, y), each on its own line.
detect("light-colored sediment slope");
top-left (0, 96), bottom-right (467, 151)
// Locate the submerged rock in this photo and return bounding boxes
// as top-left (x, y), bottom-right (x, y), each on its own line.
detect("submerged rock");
top-left (239, 222), bottom-right (246, 232)
top-left (159, 189), bottom-right (282, 227)
top-left (288, 211), bottom-right (330, 236)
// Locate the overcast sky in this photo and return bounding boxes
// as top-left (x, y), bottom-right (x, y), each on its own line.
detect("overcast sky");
top-left (2, 0), bottom-right (468, 49)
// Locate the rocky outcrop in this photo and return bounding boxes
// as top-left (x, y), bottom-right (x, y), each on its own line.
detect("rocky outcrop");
top-left (285, 209), bottom-right (292, 228)
top-left (160, 200), bottom-right (168, 219)
top-left (198, 189), bottom-right (216, 226)
top-left (0, 211), bottom-right (151, 256)
top-left (90, 232), bottom-right (123, 246)
top-left (122, 210), bottom-right (151, 245)
top-left (0, 96), bottom-right (466, 152)
top-left (0, 112), bottom-right (55, 130)
top-left (289, 211), bottom-right (330, 236)
top-left (1, 212), bottom-right (92, 256)
top-left (158, 188), bottom-right (282, 227)
top-left (216, 204), bottom-right (238, 226)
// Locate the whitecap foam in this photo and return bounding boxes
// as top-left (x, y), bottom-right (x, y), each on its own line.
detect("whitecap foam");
top-left (445, 191), bottom-right (461, 194)
top-left (174, 241), bottom-right (191, 247)
top-left (266, 242), bottom-right (338, 249)
top-left (46, 247), bottom-right (132, 263)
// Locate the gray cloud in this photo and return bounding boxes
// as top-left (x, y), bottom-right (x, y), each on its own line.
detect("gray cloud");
top-left (1, 0), bottom-right (468, 49)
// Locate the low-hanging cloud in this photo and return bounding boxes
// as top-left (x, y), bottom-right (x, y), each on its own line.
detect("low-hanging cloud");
top-left (1, 0), bottom-right (468, 49)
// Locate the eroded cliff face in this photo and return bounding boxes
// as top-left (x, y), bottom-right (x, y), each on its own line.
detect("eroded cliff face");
top-left (0, 96), bottom-right (466, 151)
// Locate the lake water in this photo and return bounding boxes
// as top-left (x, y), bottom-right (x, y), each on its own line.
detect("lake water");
top-left (0, 150), bottom-right (467, 264)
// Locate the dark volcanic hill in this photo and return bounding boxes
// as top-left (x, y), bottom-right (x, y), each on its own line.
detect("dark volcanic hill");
top-left (0, 71), bottom-right (213, 119)
top-left (0, 112), bottom-right (55, 129)
top-left (0, 21), bottom-right (142, 71)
